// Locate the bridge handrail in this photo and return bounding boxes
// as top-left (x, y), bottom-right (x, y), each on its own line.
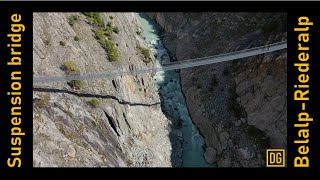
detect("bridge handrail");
top-left (163, 41), bottom-right (287, 66)
top-left (33, 41), bottom-right (287, 83)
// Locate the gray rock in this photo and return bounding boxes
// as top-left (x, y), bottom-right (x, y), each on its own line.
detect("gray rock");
top-left (204, 147), bottom-right (217, 164)
top-left (235, 120), bottom-right (241, 127)
top-left (67, 145), bottom-right (76, 158)
top-left (240, 118), bottom-right (246, 123)
top-left (150, 12), bottom-right (287, 167)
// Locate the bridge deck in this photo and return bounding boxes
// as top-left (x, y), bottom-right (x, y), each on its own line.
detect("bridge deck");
top-left (33, 41), bottom-right (287, 84)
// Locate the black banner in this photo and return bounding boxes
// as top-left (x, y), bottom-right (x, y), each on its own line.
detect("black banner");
top-left (0, 9), bottom-right (33, 175)
top-left (288, 11), bottom-right (320, 172)
top-left (0, 1), bottom-right (319, 178)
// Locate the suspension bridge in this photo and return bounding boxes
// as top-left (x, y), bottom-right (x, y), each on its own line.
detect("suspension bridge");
top-left (33, 41), bottom-right (287, 84)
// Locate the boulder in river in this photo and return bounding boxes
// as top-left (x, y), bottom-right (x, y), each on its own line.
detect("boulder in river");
top-left (204, 147), bottom-right (217, 164)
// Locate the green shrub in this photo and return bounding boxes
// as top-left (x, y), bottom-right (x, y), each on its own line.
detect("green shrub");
top-left (91, 120), bottom-right (97, 127)
top-left (126, 160), bottom-right (133, 167)
top-left (88, 98), bottom-right (100, 108)
top-left (93, 17), bottom-right (104, 27)
top-left (113, 26), bottom-right (120, 34)
top-left (87, 14), bottom-right (119, 62)
top-left (82, 12), bottom-right (94, 17)
top-left (59, 127), bottom-right (66, 135)
top-left (62, 60), bottom-right (77, 74)
top-left (68, 15), bottom-right (78, 26)
top-left (107, 21), bottom-right (112, 27)
top-left (59, 41), bottom-right (66, 46)
top-left (136, 31), bottom-right (142, 36)
top-left (68, 80), bottom-right (83, 89)
top-left (104, 26), bottom-right (113, 37)
top-left (137, 44), bottom-right (151, 63)
top-left (104, 40), bottom-right (120, 61)
top-left (74, 36), bottom-right (80, 41)
top-left (82, 12), bottom-right (104, 27)
top-left (94, 29), bottom-right (105, 41)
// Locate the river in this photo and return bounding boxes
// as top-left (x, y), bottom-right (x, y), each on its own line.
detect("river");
top-left (135, 13), bottom-right (213, 167)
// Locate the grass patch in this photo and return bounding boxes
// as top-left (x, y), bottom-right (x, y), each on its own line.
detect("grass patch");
top-left (83, 12), bottom-right (105, 27)
top-left (113, 26), bottom-right (120, 34)
top-left (65, 132), bottom-right (79, 140)
top-left (59, 41), bottom-right (66, 46)
top-left (62, 60), bottom-right (77, 74)
top-left (93, 28), bottom-right (119, 62)
top-left (126, 159), bottom-right (133, 167)
top-left (104, 40), bottom-right (120, 61)
top-left (35, 93), bottom-right (51, 108)
top-left (82, 142), bottom-right (89, 149)
top-left (59, 127), bottom-right (66, 136)
top-left (68, 80), bottom-right (84, 89)
top-left (85, 13), bottom-right (120, 62)
top-left (88, 98), bottom-right (100, 108)
top-left (137, 44), bottom-right (151, 63)
top-left (58, 127), bottom-right (79, 140)
top-left (94, 29), bottom-right (105, 41)
top-left (91, 120), bottom-right (97, 127)
top-left (107, 21), bottom-right (112, 27)
top-left (68, 15), bottom-right (78, 26)
top-left (74, 36), bottom-right (80, 41)
top-left (104, 26), bottom-right (113, 37)
top-left (79, 124), bottom-right (85, 134)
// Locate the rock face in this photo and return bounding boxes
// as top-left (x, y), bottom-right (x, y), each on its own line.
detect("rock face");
top-left (33, 13), bottom-right (172, 167)
top-left (148, 12), bottom-right (287, 167)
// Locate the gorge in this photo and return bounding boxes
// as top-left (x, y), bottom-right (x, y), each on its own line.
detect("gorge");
top-left (33, 12), bottom-right (287, 167)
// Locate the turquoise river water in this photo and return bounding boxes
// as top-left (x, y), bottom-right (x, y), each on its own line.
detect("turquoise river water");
top-left (136, 13), bottom-right (213, 167)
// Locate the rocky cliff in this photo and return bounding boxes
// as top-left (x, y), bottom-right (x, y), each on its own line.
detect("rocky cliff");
top-left (33, 13), bottom-right (172, 167)
top-left (148, 12), bottom-right (287, 167)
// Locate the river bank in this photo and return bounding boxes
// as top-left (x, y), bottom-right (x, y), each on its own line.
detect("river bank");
top-left (135, 12), bottom-right (213, 167)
